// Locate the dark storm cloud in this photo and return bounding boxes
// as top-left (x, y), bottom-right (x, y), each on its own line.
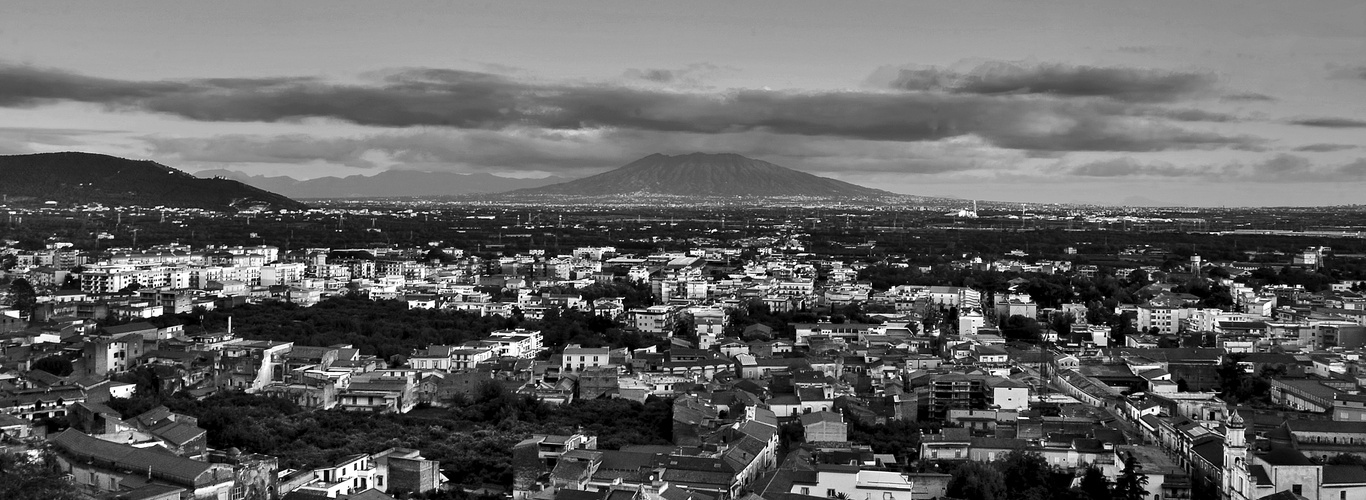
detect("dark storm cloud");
top-left (146, 130), bottom-right (637, 174)
top-left (0, 63), bottom-right (311, 106)
top-left (0, 62), bottom-right (1256, 153)
top-left (1221, 92), bottom-right (1276, 102)
top-left (1064, 158), bottom-right (1203, 178)
top-left (1288, 117), bottom-right (1366, 128)
top-left (880, 62), bottom-right (1218, 103)
top-left (1293, 143), bottom-right (1357, 152)
top-left (1151, 108), bottom-right (1237, 122)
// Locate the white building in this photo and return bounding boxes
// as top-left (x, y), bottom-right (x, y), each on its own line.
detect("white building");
top-left (790, 466), bottom-right (920, 500)
top-left (482, 329), bottom-right (543, 359)
top-left (561, 345), bottom-right (614, 374)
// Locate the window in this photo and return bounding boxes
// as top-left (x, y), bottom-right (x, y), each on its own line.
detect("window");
top-left (801, 488), bottom-right (810, 495)
top-left (1292, 485), bottom-right (1303, 495)
top-left (827, 489), bottom-right (836, 498)
top-left (883, 493), bottom-right (893, 500)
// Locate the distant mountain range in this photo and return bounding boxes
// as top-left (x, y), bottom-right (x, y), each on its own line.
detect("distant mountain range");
top-left (0, 152), bottom-right (304, 211)
top-left (505, 153), bottom-right (894, 198)
top-left (196, 169), bottom-right (569, 199)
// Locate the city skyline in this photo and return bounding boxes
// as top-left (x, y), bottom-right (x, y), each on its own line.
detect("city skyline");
top-left (2, 0), bottom-right (1364, 206)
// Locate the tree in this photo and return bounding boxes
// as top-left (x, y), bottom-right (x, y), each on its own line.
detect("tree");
top-left (30, 357), bottom-right (73, 377)
top-left (1125, 269), bottom-right (1151, 288)
top-left (921, 307), bottom-right (942, 335)
top-left (1001, 315), bottom-right (1043, 342)
top-left (947, 461), bottom-right (1007, 500)
top-left (998, 449), bottom-right (1063, 500)
top-left (59, 274), bottom-right (81, 291)
top-left (1113, 453), bottom-right (1150, 500)
top-left (1049, 312), bottom-right (1075, 340)
top-left (1077, 465), bottom-right (1112, 500)
top-left (1216, 354), bottom-right (1272, 405)
top-left (0, 451), bottom-right (82, 500)
top-left (7, 278), bottom-right (36, 313)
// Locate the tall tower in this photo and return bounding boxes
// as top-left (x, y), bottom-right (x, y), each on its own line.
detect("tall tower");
top-left (1222, 410), bottom-right (1248, 498)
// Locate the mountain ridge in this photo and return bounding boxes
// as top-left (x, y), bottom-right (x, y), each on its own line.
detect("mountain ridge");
top-left (197, 169), bottom-right (570, 199)
top-left (0, 152), bottom-right (304, 211)
top-left (505, 153), bottom-right (894, 198)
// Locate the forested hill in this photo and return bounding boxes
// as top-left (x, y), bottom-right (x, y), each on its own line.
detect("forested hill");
top-left (0, 152), bottom-right (306, 211)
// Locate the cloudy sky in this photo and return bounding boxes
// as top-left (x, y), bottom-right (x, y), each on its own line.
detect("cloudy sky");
top-left (2, 1), bottom-right (1364, 206)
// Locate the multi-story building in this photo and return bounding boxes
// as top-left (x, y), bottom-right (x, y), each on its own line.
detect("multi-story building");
top-left (0, 386), bottom-right (87, 421)
top-left (288, 453), bottom-right (383, 498)
top-left (51, 429), bottom-right (235, 500)
top-left (139, 288), bottom-right (195, 315)
top-left (80, 264), bottom-right (192, 294)
top-left (630, 305), bottom-right (679, 335)
top-left (260, 263), bottom-right (306, 286)
top-left (799, 411), bottom-right (847, 443)
top-left (792, 322), bottom-right (886, 347)
top-left (929, 373), bottom-right (986, 419)
top-left (482, 329), bottom-right (543, 359)
top-left (338, 371), bottom-right (417, 414)
top-left (926, 286), bottom-right (981, 308)
top-left (218, 340), bottom-right (293, 393)
top-left (561, 345), bottom-right (614, 374)
top-left (1334, 393), bottom-right (1366, 422)
top-left (789, 465), bottom-right (918, 500)
top-left (84, 333), bottom-right (146, 376)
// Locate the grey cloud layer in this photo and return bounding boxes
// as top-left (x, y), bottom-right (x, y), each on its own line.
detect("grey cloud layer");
top-left (876, 62), bottom-right (1219, 103)
top-left (145, 130), bottom-right (631, 173)
top-left (1289, 117), bottom-right (1366, 128)
top-left (0, 63), bottom-right (1254, 153)
top-left (146, 129), bottom-right (1020, 177)
top-left (1293, 143), bottom-right (1358, 152)
top-left (1060, 155), bottom-right (1366, 182)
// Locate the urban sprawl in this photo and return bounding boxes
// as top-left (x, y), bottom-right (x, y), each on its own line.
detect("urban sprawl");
top-left (2, 206), bottom-right (1366, 500)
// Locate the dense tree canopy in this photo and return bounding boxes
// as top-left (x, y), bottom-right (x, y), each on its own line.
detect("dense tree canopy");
top-left (1216, 354), bottom-right (1274, 406)
top-left (0, 451), bottom-right (82, 500)
top-left (107, 387), bottom-right (675, 487)
top-left (30, 357), bottom-right (73, 377)
top-left (945, 450), bottom-right (1078, 500)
